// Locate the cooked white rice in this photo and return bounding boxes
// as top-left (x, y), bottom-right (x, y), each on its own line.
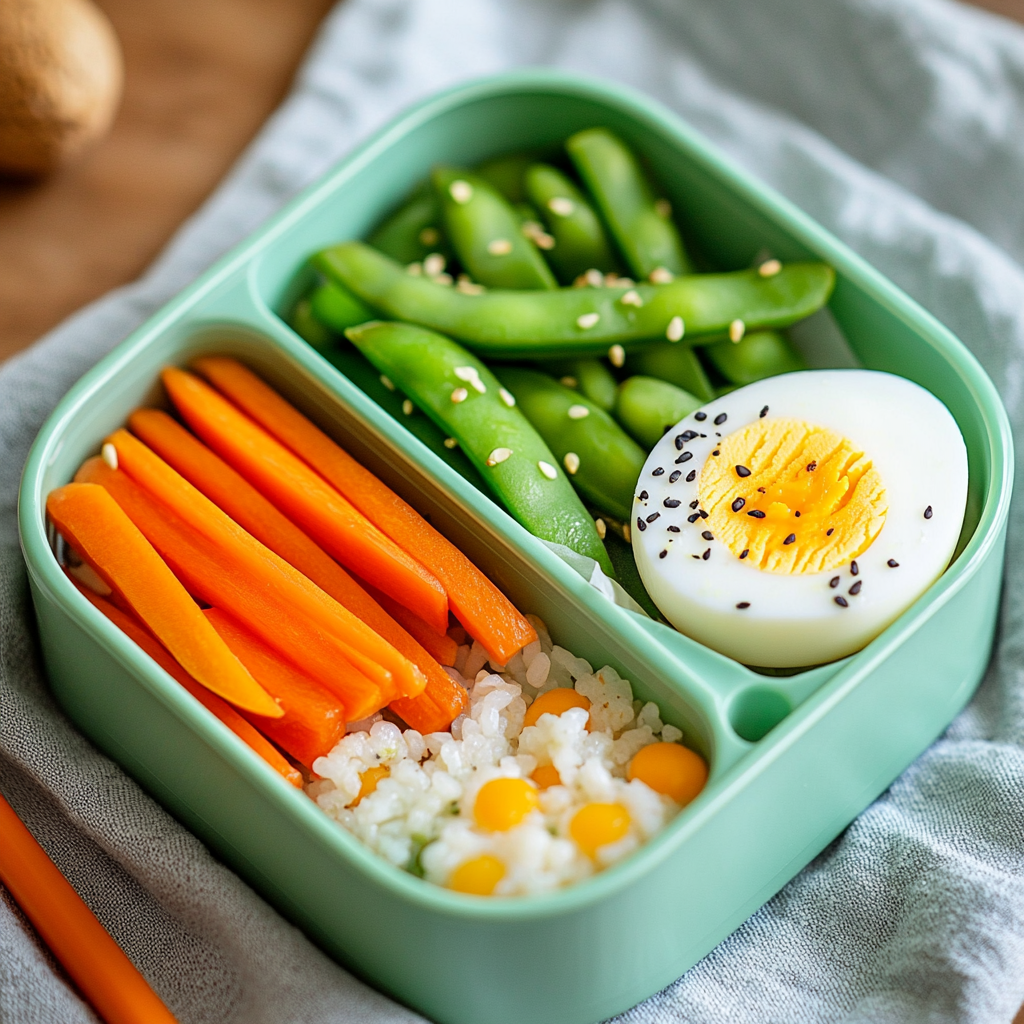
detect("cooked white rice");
top-left (308, 615), bottom-right (687, 895)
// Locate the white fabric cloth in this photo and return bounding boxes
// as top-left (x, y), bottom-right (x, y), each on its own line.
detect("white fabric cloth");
top-left (3, 0), bottom-right (1024, 1020)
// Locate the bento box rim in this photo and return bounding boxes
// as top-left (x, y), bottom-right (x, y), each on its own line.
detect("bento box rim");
top-left (18, 69), bottom-right (1013, 921)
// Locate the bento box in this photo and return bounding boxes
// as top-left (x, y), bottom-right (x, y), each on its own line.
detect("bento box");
top-left (19, 71), bottom-right (1012, 1024)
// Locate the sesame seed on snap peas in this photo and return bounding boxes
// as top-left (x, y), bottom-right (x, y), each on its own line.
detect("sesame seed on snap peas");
top-left (432, 167), bottom-right (558, 291)
top-left (524, 163), bottom-right (622, 283)
top-left (703, 329), bottom-right (807, 386)
top-left (624, 343), bottom-right (717, 403)
top-left (495, 368), bottom-right (646, 522)
top-left (345, 320), bottom-right (614, 575)
top-left (566, 127), bottom-right (692, 281)
top-left (535, 357), bottom-right (618, 412)
top-left (614, 376), bottom-right (703, 449)
top-left (314, 242), bottom-right (835, 360)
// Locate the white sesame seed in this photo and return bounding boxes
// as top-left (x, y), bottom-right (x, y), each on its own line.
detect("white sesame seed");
top-left (594, 517), bottom-right (607, 539)
top-left (486, 447), bottom-right (512, 466)
top-left (423, 253), bottom-right (446, 277)
top-left (758, 258), bottom-right (782, 277)
top-left (402, 399), bottom-right (414, 416)
top-left (101, 443), bottom-right (118, 470)
top-left (538, 461), bottom-right (558, 480)
top-left (533, 231), bottom-right (555, 250)
top-left (443, 437), bottom-right (459, 449)
top-left (499, 387), bottom-right (516, 407)
top-left (449, 180), bottom-right (473, 204)
top-left (623, 523), bottom-right (631, 543)
top-left (620, 289), bottom-right (643, 308)
top-left (418, 227), bottom-right (440, 246)
top-left (616, 277), bottom-right (635, 288)
top-left (548, 196), bottom-right (575, 217)
top-left (380, 375), bottom-right (396, 391)
top-left (609, 344), bottom-right (625, 368)
top-left (585, 268), bottom-right (604, 288)
top-left (563, 452), bottom-right (580, 475)
top-left (577, 312), bottom-right (600, 330)
top-left (649, 267), bottom-right (674, 284)
top-left (666, 315), bottom-right (685, 342)
top-left (454, 365), bottom-right (486, 393)
top-left (406, 262), bottom-right (423, 276)
top-left (559, 376), bottom-right (578, 389)
top-left (729, 319), bottom-right (746, 343)
top-left (433, 272), bottom-right (453, 286)
top-left (456, 277), bottom-right (484, 295)
top-left (654, 198), bottom-right (672, 218)
top-left (567, 404), bottom-right (589, 420)
top-left (487, 238), bottom-right (513, 256)
top-left (450, 387), bottom-right (469, 403)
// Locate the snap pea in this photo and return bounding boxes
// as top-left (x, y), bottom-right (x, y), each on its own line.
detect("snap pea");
top-left (315, 241), bottom-right (835, 358)
top-left (566, 128), bottom-right (692, 280)
top-left (495, 368), bottom-right (646, 522)
top-left (615, 376), bottom-right (702, 449)
top-left (309, 280), bottom-right (376, 334)
top-left (289, 291), bottom-right (334, 350)
top-left (524, 163), bottom-right (621, 283)
top-left (345, 320), bottom-right (613, 574)
top-left (538, 357), bottom-right (618, 412)
top-left (624, 343), bottom-right (716, 402)
top-left (476, 153), bottom-right (534, 204)
top-left (368, 187), bottom-right (452, 266)
top-left (320, 344), bottom-right (487, 492)
top-left (432, 167), bottom-right (557, 291)
top-left (704, 329), bottom-right (807, 385)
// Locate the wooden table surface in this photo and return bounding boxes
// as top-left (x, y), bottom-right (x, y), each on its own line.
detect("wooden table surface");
top-left (2, 0), bottom-right (1022, 1016)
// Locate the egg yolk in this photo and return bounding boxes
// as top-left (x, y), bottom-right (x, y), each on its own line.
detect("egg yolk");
top-left (531, 764), bottom-right (562, 789)
top-left (700, 418), bottom-right (887, 574)
top-left (570, 802), bottom-right (631, 858)
top-left (627, 743), bottom-right (707, 806)
top-left (522, 687), bottom-right (591, 729)
top-left (351, 765), bottom-right (389, 807)
top-left (474, 777), bottom-right (539, 831)
top-left (449, 854), bottom-right (505, 895)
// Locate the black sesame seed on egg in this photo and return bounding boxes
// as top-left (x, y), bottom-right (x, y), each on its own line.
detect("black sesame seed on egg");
top-left (702, 530), bottom-right (714, 541)
top-left (851, 560), bottom-right (859, 576)
top-left (740, 549), bottom-right (749, 559)
top-left (759, 405), bottom-right (769, 418)
top-left (694, 411), bottom-right (707, 421)
top-left (829, 576), bottom-right (840, 588)
top-left (736, 601), bottom-right (750, 609)
top-left (887, 559), bottom-right (900, 568)
top-left (783, 533), bottom-right (796, 545)
top-left (732, 497), bottom-right (745, 512)
top-left (686, 470), bottom-right (696, 482)
top-left (659, 550), bottom-right (668, 559)
top-left (735, 465), bottom-right (751, 478)
top-left (849, 581), bottom-right (863, 595)
top-left (714, 413), bottom-right (727, 425)
top-left (747, 510), bottom-right (766, 519)
top-left (652, 467), bottom-right (665, 476)
top-left (669, 470), bottom-right (681, 483)
top-left (664, 498), bottom-right (681, 508)
top-left (676, 451), bottom-right (693, 464)
top-left (924, 505), bottom-right (933, 519)
top-left (668, 525), bottom-right (681, 533)
top-left (834, 596), bottom-right (849, 608)
top-left (702, 548), bottom-right (711, 560)
top-left (636, 517), bottom-right (646, 532)
top-left (688, 513), bottom-right (701, 523)
top-left (646, 512), bottom-right (660, 523)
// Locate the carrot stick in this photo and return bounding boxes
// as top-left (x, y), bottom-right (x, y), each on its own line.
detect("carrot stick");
top-left (69, 578), bottom-right (302, 787)
top-left (0, 791), bottom-right (181, 1024)
top-left (104, 427), bottom-right (425, 702)
top-left (161, 366), bottom-right (450, 634)
top-left (204, 608), bottom-right (346, 768)
top-left (193, 356), bottom-right (536, 663)
top-left (76, 457), bottom-right (386, 721)
top-left (47, 483), bottom-right (282, 719)
top-left (128, 408), bottom-right (466, 728)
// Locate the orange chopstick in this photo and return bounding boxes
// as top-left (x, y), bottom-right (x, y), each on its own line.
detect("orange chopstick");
top-left (0, 791), bottom-right (179, 1024)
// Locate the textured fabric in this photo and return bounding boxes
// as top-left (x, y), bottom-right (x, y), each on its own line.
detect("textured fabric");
top-left (3, 0), bottom-right (1024, 1020)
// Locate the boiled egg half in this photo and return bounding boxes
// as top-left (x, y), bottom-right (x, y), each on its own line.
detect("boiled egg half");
top-left (631, 370), bottom-right (968, 667)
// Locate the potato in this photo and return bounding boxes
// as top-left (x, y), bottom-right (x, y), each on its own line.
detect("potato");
top-left (0, 0), bottom-right (123, 177)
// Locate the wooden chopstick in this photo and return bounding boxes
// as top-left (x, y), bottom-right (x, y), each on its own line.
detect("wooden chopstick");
top-left (0, 791), bottom-right (179, 1024)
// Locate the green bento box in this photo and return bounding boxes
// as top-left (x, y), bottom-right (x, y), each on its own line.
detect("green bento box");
top-left (17, 71), bottom-right (1012, 1024)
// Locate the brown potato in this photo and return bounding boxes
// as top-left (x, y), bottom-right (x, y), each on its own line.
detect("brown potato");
top-left (0, 0), bottom-right (123, 177)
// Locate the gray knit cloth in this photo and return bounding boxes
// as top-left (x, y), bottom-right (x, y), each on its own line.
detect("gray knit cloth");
top-left (3, 0), bottom-right (1024, 1020)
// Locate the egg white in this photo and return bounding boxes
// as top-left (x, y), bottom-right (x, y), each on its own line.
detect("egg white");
top-left (631, 370), bottom-right (968, 667)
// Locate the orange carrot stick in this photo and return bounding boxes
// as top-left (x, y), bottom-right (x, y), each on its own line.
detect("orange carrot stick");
top-left (128, 408), bottom-right (466, 728)
top-left (47, 482), bottom-right (281, 719)
top-left (76, 457), bottom-right (386, 721)
top-left (70, 579), bottom-right (302, 787)
top-left (104, 427), bottom-right (425, 702)
top-left (0, 791), bottom-right (181, 1024)
top-left (162, 366), bottom-right (450, 634)
top-left (193, 356), bottom-right (536, 663)
top-left (204, 608), bottom-right (346, 768)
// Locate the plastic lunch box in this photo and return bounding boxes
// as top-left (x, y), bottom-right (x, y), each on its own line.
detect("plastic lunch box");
top-left (19, 71), bottom-right (1013, 1024)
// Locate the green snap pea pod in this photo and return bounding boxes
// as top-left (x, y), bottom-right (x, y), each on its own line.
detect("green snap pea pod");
top-left (346, 320), bottom-right (613, 574)
top-left (315, 241), bottom-right (835, 358)
top-left (432, 167), bottom-right (558, 291)
top-left (524, 163), bottom-right (621, 283)
top-left (495, 368), bottom-right (646, 522)
top-left (537, 357), bottom-right (618, 412)
top-left (624, 343), bottom-right (716, 402)
top-left (322, 343), bottom-right (487, 492)
top-left (368, 187), bottom-right (452, 266)
top-left (566, 127), bottom-right (692, 280)
top-left (615, 376), bottom-right (702, 449)
top-left (704, 329), bottom-right (807, 385)
top-left (309, 280), bottom-right (376, 334)
top-left (476, 153), bottom-right (535, 203)
top-left (288, 291), bottom-right (334, 350)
